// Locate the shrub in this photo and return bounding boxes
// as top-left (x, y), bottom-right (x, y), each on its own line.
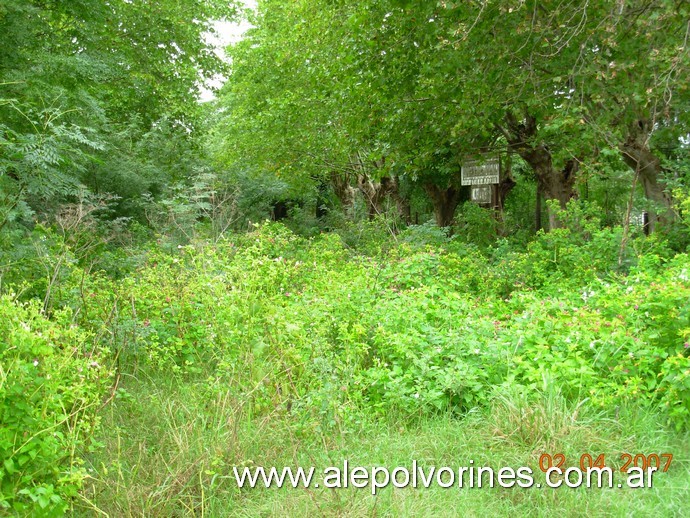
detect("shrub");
top-left (0, 297), bottom-right (112, 514)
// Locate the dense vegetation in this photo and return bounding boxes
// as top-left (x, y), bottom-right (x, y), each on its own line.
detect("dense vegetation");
top-left (1, 0), bottom-right (689, 515)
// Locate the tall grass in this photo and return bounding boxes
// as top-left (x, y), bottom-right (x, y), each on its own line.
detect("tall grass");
top-left (79, 377), bottom-right (690, 517)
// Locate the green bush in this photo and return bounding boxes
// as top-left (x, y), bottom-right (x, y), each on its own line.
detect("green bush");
top-left (0, 296), bottom-right (112, 514)
top-left (68, 222), bottom-right (689, 429)
top-left (0, 219), bottom-right (687, 516)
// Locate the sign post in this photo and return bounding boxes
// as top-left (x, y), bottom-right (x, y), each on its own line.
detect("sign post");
top-left (462, 155), bottom-right (500, 208)
top-left (471, 185), bottom-right (492, 205)
top-left (461, 156), bottom-right (500, 186)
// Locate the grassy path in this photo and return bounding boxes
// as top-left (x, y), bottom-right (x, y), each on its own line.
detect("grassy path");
top-left (80, 376), bottom-right (689, 517)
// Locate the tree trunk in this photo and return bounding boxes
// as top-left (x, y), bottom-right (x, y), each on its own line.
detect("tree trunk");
top-left (500, 111), bottom-right (578, 230)
top-left (536, 157), bottom-right (578, 229)
top-left (423, 184), bottom-right (462, 228)
top-left (620, 119), bottom-right (675, 232)
top-left (329, 171), bottom-right (356, 219)
top-left (357, 174), bottom-right (387, 220)
top-left (512, 147), bottom-right (577, 230)
top-left (384, 176), bottom-right (411, 224)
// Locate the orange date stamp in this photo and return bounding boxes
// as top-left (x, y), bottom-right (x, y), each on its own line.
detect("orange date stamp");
top-left (539, 453), bottom-right (674, 473)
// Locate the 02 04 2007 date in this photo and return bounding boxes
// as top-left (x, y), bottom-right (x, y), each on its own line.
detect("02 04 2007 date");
top-left (539, 453), bottom-right (674, 473)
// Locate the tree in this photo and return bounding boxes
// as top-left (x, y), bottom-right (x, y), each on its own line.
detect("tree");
top-left (212, 0), bottom-right (689, 233)
top-left (1, 0), bottom-right (238, 225)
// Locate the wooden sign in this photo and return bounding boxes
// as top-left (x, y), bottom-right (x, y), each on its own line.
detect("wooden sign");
top-left (461, 156), bottom-right (500, 186)
top-left (471, 185), bottom-right (493, 205)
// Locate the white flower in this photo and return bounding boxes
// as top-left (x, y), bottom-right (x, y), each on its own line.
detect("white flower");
top-left (33, 360), bottom-right (39, 367)
top-left (413, 393), bottom-right (420, 399)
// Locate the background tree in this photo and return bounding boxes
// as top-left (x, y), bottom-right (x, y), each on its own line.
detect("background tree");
top-left (212, 0), bottom-right (688, 233)
top-left (1, 0), bottom-right (238, 226)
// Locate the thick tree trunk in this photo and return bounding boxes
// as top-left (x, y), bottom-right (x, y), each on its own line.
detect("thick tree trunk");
top-left (620, 119), bottom-right (675, 232)
top-left (356, 174), bottom-right (410, 222)
top-left (423, 184), bottom-right (462, 228)
top-left (394, 193), bottom-right (412, 224)
top-left (536, 157), bottom-right (578, 229)
top-left (385, 176), bottom-right (411, 224)
top-left (512, 147), bottom-right (577, 230)
top-left (329, 171), bottom-right (356, 219)
top-left (501, 111), bottom-right (578, 230)
top-left (357, 174), bottom-right (388, 220)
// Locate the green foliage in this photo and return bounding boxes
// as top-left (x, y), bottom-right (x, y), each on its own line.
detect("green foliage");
top-left (222, 169), bottom-right (291, 228)
top-left (2, 0), bottom-right (690, 513)
top-left (0, 297), bottom-right (112, 514)
top-left (0, 99), bottom-right (105, 213)
top-left (210, 0), bottom-right (689, 234)
top-left (1, 0), bottom-right (239, 230)
top-left (0, 220), bottom-right (689, 513)
top-left (455, 202), bottom-right (499, 250)
top-left (53, 223), bottom-right (688, 431)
